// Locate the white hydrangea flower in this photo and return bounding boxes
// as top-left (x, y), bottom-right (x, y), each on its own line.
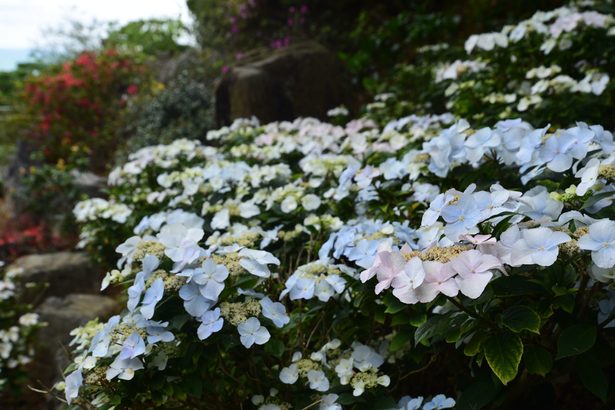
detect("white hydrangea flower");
top-left (307, 369), bottom-right (330, 392)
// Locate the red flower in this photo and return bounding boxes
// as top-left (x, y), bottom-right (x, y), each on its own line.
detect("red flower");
top-left (126, 84), bottom-right (138, 95)
top-left (75, 52), bottom-right (93, 67)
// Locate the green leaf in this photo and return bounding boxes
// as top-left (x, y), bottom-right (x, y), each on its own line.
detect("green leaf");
top-left (445, 325), bottom-right (463, 343)
top-left (490, 214), bottom-right (514, 237)
top-left (502, 306), bottom-right (541, 333)
top-left (391, 312), bottom-right (410, 326)
top-left (337, 392), bottom-right (361, 405)
top-left (455, 373), bottom-right (502, 410)
top-left (415, 315), bottom-right (447, 346)
top-left (372, 396), bottom-right (398, 409)
top-left (374, 309), bottom-right (386, 324)
top-left (523, 346), bottom-right (552, 376)
top-left (390, 331), bottom-right (412, 352)
top-left (552, 294), bottom-right (575, 313)
top-left (581, 191), bottom-right (615, 210)
top-left (490, 276), bottom-right (545, 297)
top-left (464, 333), bottom-right (486, 357)
top-left (576, 357), bottom-right (608, 402)
top-left (556, 324), bottom-right (597, 359)
top-left (264, 338), bottom-right (284, 358)
top-left (408, 312), bottom-right (427, 327)
top-left (483, 333), bottom-right (523, 385)
top-left (384, 292), bottom-right (407, 314)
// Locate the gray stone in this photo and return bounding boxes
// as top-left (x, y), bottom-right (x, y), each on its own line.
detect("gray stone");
top-left (33, 294), bottom-right (120, 399)
top-left (216, 41), bottom-right (351, 125)
top-left (70, 171), bottom-right (107, 199)
top-left (9, 252), bottom-right (102, 301)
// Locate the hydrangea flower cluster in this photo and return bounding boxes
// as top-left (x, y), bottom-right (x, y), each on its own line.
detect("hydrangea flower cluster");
top-left (64, 95), bottom-right (615, 408)
top-left (399, 2), bottom-right (615, 129)
top-left (279, 340), bottom-right (390, 397)
top-left (0, 264), bottom-right (42, 392)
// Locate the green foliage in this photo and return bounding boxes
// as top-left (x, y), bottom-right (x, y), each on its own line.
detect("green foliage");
top-left (524, 346), bottom-right (553, 376)
top-left (115, 68), bottom-right (215, 163)
top-left (104, 19), bottom-right (190, 57)
top-left (556, 324), bottom-right (597, 359)
top-left (484, 333), bottom-right (524, 385)
top-left (502, 305), bottom-right (541, 333)
top-left (0, 266), bottom-right (44, 401)
top-left (22, 49), bottom-right (146, 170)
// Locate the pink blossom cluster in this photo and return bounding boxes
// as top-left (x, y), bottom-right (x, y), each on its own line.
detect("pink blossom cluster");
top-left (361, 236), bottom-right (504, 304)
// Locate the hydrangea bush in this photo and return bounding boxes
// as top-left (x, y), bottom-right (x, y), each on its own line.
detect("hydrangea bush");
top-left (0, 262), bottom-right (42, 394)
top-left (377, 1), bottom-right (615, 131)
top-left (437, 2), bottom-right (615, 128)
top-left (60, 104), bottom-right (615, 409)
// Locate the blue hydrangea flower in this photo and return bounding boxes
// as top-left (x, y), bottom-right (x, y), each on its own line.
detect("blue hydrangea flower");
top-left (179, 259), bottom-right (228, 317)
top-left (106, 356), bottom-right (144, 381)
top-left (157, 223), bottom-right (205, 271)
top-left (193, 259), bottom-right (228, 300)
top-left (118, 332), bottom-right (146, 360)
top-left (423, 394), bottom-right (456, 410)
top-left (64, 369), bottom-right (83, 404)
top-left (578, 219), bottom-right (615, 268)
top-left (142, 320), bottom-right (175, 344)
top-left (140, 278), bottom-right (165, 319)
top-left (197, 307), bottom-right (224, 340)
top-left (238, 248), bottom-right (280, 278)
top-left (89, 315), bottom-right (120, 358)
top-left (260, 297), bottom-right (290, 328)
top-left (179, 281), bottom-right (214, 317)
top-left (397, 396), bottom-right (423, 410)
top-left (127, 273), bottom-right (145, 312)
top-left (237, 317), bottom-right (270, 348)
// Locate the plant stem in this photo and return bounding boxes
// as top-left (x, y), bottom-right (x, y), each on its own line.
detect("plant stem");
top-left (574, 273), bottom-right (590, 316)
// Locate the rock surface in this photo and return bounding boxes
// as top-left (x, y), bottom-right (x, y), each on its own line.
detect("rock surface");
top-left (9, 252), bottom-right (102, 301)
top-left (70, 171), bottom-right (107, 199)
top-left (215, 41), bottom-right (351, 125)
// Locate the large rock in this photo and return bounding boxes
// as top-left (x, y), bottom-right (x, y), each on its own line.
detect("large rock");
top-left (70, 170), bottom-right (107, 199)
top-left (216, 41), bottom-right (351, 125)
top-left (9, 252), bottom-right (102, 301)
top-left (33, 294), bottom-right (120, 402)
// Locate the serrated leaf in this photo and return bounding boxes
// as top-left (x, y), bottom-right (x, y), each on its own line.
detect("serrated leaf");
top-left (483, 333), bottom-right (523, 385)
top-left (502, 306), bottom-right (541, 333)
top-left (523, 346), bottom-right (552, 376)
top-left (556, 324), bottom-right (596, 359)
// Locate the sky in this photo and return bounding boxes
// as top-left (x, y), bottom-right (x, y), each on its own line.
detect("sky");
top-left (0, 0), bottom-right (192, 70)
